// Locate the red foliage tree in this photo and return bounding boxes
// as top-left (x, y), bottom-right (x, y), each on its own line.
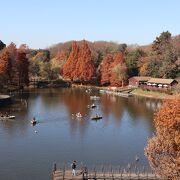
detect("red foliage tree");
top-left (145, 97), bottom-right (180, 179)
top-left (110, 52), bottom-right (127, 86)
top-left (63, 41), bottom-right (79, 80)
top-left (73, 40), bottom-right (96, 81)
top-left (100, 54), bottom-right (114, 86)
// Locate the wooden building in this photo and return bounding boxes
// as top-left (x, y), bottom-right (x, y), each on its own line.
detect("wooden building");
top-left (141, 78), bottom-right (178, 93)
top-left (128, 76), bottom-right (151, 87)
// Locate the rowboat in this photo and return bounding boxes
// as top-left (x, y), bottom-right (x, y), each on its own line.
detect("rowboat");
top-left (0, 115), bottom-right (15, 120)
top-left (90, 96), bottom-right (100, 100)
top-left (91, 115), bottom-right (102, 120)
top-left (91, 104), bottom-right (97, 108)
top-left (31, 120), bottom-right (37, 125)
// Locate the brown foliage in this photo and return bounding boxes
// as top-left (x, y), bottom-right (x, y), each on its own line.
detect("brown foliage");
top-left (0, 49), bottom-right (10, 77)
top-left (15, 50), bottom-right (29, 85)
top-left (74, 40), bottom-right (95, 81)
top-left (63, 40), bottom-right (96, 82)
top-left (100, 54), bottom-right (113, 86)
top-left (100, 52), bottom-right (127, 87)
top-left (63, 41), bottom-right (79, 80)
top-left (145, 97), bottom-right (180, 180)
top-left (56, 51), bottom-right (67, 61)
top-left (110, 52), bottom-right (127, 87)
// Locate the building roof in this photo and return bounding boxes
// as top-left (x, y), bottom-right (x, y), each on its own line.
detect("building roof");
top-left (147, 78), bottom-right (177, 85)
top-left (129, 76), bottom-right (151, 81)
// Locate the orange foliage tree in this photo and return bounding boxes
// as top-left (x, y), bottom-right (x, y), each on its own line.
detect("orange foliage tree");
top-left (145, 97), bottom-right (180, 180)
top-left (110, 52), bottom-right (127, 86)
top-left (100, 54), bottom-right (114, 86)
top-left (63, 41), bottom-right (79, 80)
top-left (74, 40), bottom-right (95, 81)
top-left (0, 49), bottom-right (10, 78)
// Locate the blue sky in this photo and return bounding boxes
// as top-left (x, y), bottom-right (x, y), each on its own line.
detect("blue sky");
top-left (1, 0), bottom-right (180, 48)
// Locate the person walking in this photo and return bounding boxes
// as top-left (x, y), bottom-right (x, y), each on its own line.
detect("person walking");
top-left (71, 160), bottom-right (77, 176)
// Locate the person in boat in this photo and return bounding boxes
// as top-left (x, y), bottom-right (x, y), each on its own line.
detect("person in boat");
top-left (32, 117), bottom-right (36, 123)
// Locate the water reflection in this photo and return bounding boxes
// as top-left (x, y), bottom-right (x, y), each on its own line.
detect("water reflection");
top-left (0, 88), bottom-right (161, 180)
top-left (0, 88), bottom-right (161, 137)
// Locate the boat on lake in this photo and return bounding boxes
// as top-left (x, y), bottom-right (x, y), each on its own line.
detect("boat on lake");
top-left (31, 117), bottom-right (37, 125)
top-left (91, 115), bottom-right (102, 120)
top-left (0, 115), bottom-right (15, 120)
top-left (90, 96), bottom-right (100, 100)
top-left (31, 120), bottom-right (37, 125)
top-left (91, 104), bottom-right (97, 108)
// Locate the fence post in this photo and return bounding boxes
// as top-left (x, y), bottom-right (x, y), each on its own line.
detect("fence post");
top-left (93, 167), bottom-right (96, 180)
top-left (62, 164), bottom-right (65, 180)
top-left (82, 166), bottom-right (88, 180)
top-left (120, 169), bottom-right (123, 180)
top-left (52, 163), bottom-right (56, 180)
top-left (53, 163), bottom-right (56, 172)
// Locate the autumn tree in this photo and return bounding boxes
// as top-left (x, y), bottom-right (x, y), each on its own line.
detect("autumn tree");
top-left (31, 50), bottom-right (50, 62)
top-left (7, 42), bottom-right (17, 83)
top-left (0, 49), bottom-right (10, 80)
top-left (74, 40), bottom-right (96, 82)
top-left (29, 59), bottom-right (41, 78)
top-left (54, 51), bottom-right (67, 75)
top-left (100, 54), bottom-right (113, 86)
top-left (56, 51), bottom-right (67, 62)
top-left (40, 62), bottom-right (59, 80)
top-left (63, 41), bottom-right (79, 80)
top-left (15, 50), bottom-right (29, 86)
top-left (145, 97), bottom-right (180, 180)
top-left (110, 52), bottom-right (127, 86)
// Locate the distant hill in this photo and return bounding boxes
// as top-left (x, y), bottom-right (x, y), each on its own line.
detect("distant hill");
top-left (48, 40), bottom-right (127, 58)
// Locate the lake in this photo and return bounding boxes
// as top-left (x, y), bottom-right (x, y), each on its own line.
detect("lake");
top-left (0, 88), bottom-right (161, 180)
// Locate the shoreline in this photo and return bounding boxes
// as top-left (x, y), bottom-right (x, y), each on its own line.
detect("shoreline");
top-left (1, 83), bottom-right (179, 100)
top-left (71, 84), bottom-right (179, 100)
top-left (131, 88), bottom-right (179, 100)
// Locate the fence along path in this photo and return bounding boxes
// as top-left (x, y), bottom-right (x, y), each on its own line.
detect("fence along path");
top-left (52, 163), bottom-right (164, 180)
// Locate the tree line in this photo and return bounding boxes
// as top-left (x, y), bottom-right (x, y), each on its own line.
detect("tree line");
top-left (0, 31), bottom-right (179, 89)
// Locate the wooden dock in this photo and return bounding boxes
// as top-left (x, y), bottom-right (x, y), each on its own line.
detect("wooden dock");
top-left (52, 164), bottom-right (162, 180)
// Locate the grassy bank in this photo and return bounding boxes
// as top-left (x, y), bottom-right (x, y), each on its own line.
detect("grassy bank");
top-left (131, 88), bottom-right (178, 99)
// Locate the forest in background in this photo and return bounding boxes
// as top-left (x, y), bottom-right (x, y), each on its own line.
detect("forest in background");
top-left (0, 31), bottom-right (180, 89)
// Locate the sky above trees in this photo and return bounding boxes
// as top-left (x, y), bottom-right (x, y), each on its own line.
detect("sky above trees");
top-left (1, 0), bottom-right (180, 48)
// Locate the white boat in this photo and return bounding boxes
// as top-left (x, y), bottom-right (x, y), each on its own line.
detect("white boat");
top-left (76, 112), bottom-right (82, 118)
top-left (90, 96), bottom-right (100, 100)
top-left (0, 115), bottom-right (15, 120)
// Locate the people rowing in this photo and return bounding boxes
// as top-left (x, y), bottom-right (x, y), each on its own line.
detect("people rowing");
top-left (31, 117), bottom-right (37, 125)
top-left (76, 112), bottom-right (82, 118)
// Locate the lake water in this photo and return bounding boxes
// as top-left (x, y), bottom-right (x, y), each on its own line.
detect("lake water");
top-left (0, 88), bottom-right (161, 180)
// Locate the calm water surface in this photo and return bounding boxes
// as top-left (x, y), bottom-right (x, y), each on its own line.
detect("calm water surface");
top-left (0, 88), bottom-right (161, 180)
